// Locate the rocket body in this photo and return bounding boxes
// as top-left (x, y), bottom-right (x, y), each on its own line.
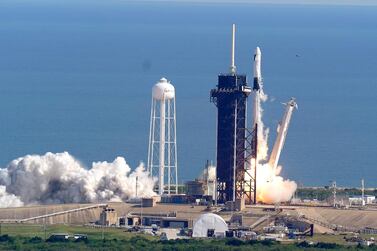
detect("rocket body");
top-left (253, 47), bottom-right (262, 91)
top-left (268, 98), bottom-right (297, 171)
top-left (252, 47), bottom-right (262, 128)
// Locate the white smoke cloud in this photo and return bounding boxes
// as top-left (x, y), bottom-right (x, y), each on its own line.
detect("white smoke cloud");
top-left (198, 164), bottom-right (216, 181)
top-left (0, 186), bottom-right (23, 208)
top-left (255, 163), bottom-right (297, 204)
top-left (0, 152), bottom-right (156, 208)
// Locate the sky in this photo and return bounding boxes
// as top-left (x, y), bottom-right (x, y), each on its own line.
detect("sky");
top-left (4, 0), bottom-right (377, 5)
top-left (128, 0), bottom-right (377, 6)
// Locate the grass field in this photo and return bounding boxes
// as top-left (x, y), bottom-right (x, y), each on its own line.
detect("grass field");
top-left (1, 224), bottom-right (377, 250)
top-left (0, 223), bottom-right (155, 241)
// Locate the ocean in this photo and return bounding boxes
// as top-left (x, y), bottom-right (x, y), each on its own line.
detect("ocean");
top-left (0, 0), bottom-right (376, 187)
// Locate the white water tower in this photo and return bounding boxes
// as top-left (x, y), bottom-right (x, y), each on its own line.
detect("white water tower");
top-left (147, 77), bottom-right (178, 195)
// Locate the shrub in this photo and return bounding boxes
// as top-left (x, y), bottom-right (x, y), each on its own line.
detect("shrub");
top-left (28, 236), bottom-right (43, 243)
top-left (46, 235), bottom-right (69, 243)
top-left (315, 242), bottom-right (339, 249)
top-left (225, 238), bottom-right (244, 246)
top-left (246, 240), bottom-right (258, 245)
top-left (297, 241), bottom-right (312, 248)
top-left (0, 234), bottom-right (14, 243)
top-left (74, 238), bottom-right (89, 243)
top-left (260, 239), bottom-right (275, 246)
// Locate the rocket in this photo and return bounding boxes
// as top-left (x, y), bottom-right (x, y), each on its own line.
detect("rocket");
top-left (252, 47), bottom-right (262, 128)
top-left (253, 47), bottom-right (262, 91)
top-left (268, 98), bottom-right (298, 171)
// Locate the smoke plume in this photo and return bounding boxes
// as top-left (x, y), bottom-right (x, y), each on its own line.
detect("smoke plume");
top-left (0, 152), bottom-right (156, 208)
top-left (198, 164), bottom-right (216, 182)
top-left (250, 89), bottom-right (297, 204)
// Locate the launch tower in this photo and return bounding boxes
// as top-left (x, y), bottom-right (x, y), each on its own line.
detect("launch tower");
top-left (210, 25), bottom-right (252, 203)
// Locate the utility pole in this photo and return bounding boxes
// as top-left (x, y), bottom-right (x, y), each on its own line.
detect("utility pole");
top-left (140, 198), bottom-right (143, 227)
top-left (361, 178), bottom-right (365, 206)
top-left (44, 218), bottom-right (47, 240)
top-left (136, 176), bottom-right (138, 198)
top-left (44, 207), bottom-right (47, 240)
top-left (332, 181), bottom-right (337, 208)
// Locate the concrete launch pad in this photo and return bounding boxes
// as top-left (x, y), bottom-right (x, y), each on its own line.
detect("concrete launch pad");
top-left (1, 203), bottom-right (377, 234)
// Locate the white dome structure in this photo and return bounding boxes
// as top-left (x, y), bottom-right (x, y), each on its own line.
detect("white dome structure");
top-left (192, 213), bottom-right (228, 238)
top-left (152, 77), bottom-right (175, 100)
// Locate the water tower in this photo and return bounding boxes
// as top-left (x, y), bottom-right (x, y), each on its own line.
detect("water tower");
top-left (147, 77), bottom-right (178, 195)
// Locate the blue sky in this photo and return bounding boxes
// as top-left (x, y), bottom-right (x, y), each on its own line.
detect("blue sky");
top-left (3, 0), bottom-right (377, 6)
top-left (128, 0), bottom-right (377, 6)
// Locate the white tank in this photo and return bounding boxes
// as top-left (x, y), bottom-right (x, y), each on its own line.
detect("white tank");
top-left (152, 78), bottom-right (175, 100)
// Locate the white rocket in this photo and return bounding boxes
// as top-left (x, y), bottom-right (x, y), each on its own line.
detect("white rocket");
top-left (252, 47), bottom-right (262, 129)
top-left (252, 46), bottom-right (297, 171)
top-left (253, 47), bottom-right (262, 92)
top-left (268, 98), bottom-right (298, 171)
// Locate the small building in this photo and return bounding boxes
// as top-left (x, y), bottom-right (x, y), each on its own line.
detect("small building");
top-left (161, 194), bottom-right (192, 204)
top-left (99, 207), bottom-right (117, 226)
top-left (142, 196), bottom-right (161, 207)
top-left (186, 180), bottom-right (205, 196)
top-left (129, 216), bottom-right (140, 226)
top-left (122, 211), bottom-right (177, 227)
top-left (161, 218), bottom-right (191, 228)
top-left (349, 195), bottom-right (376, 205)
top-left (225, 198), bottom-right (245, 211)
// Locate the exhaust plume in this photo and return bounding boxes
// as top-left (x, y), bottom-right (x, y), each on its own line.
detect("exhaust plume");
top-left (0, 152), bottom-right (156, 208)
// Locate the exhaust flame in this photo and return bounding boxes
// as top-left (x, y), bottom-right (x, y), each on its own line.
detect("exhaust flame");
top-left (0, 152), bottom-right (156, 208)
top-left (249, 90), bottom-right (297, 204)
top-left (250, 162), bottom-right (297, 204)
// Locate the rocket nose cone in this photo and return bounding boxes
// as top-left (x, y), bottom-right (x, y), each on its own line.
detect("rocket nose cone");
top-left (255, 47), bottom-right (261, 55)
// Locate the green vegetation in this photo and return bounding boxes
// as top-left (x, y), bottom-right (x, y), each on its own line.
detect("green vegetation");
top-left (297, 187), bottom-right (377, 201)
top-left (1, 235), bottom-right (377, 251)
top-left (1, 224), bottom-right (377, 250)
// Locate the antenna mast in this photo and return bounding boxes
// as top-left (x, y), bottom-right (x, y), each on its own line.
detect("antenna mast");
top-left (230, 24), bottom-right (236, 74)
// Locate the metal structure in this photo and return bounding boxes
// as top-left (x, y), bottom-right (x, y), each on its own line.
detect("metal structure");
top-left (210, 24), bottom-right (252, 203)
top-left (0, 204), bottom-right (107, 223)
top-left (241, 125), bottom-right (258, 204)
top-left (147, 78), bottom-right (178, 195)
top-left (332, 181), bottom-right (337, 208)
